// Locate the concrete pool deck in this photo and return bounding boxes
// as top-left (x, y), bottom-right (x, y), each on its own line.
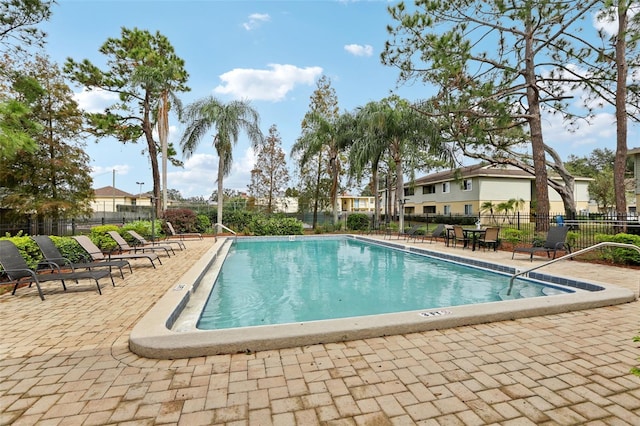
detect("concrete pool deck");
top-left (1, 236), bottom-right (639, 424)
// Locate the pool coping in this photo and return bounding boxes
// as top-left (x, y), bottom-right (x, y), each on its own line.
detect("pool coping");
top-left (129, 235), bottom-right (637, 359)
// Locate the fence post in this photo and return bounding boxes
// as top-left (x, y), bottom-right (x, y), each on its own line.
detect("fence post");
top-left (71, 218), bottom-right (76, 235)
top-left (517, 212), bottom-right (520, 230)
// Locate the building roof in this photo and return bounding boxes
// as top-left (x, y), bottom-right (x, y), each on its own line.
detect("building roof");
top-left (94, 186), bottom-right (134, 198)
top-left (628, 147), bottom-right (640, 155)
top-left (413, 163), bottom-right (592, 186)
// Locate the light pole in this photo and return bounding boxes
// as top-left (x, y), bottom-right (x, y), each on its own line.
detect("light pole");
top-left (136, 181), bottom-right (144, 197)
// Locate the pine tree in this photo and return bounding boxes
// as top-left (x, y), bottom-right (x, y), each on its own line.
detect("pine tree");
top-left (248, 125), bottom-right (290, 214)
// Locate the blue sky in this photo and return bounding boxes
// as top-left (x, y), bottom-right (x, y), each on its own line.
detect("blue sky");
top-left (40, 0), bottom-right (638, 198)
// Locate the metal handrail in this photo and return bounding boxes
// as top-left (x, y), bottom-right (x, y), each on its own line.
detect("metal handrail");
top-left (507, 242), bottom-right (640, 295)
top-left (214, 223), bottom-right (237, 241)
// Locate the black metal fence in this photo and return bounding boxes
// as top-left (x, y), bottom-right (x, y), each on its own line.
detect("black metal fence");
top-left (0, 213), bottom-right (153, 237)
top-left (403, 212), bottom-right (640, 250)
top-left (2, 210), bottom-right (639, 251)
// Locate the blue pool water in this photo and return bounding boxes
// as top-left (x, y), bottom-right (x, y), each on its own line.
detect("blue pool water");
top-left (196, 237), bottom-right (570, 330)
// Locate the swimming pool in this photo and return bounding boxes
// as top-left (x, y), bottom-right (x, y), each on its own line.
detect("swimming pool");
top-left (129, 235), bottom-right (636, 358)
top-left (197, 238), bottom-right (568, 330)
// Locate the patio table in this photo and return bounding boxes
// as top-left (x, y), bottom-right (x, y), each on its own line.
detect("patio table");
top-left (463, 228), bottom-right (486, 251)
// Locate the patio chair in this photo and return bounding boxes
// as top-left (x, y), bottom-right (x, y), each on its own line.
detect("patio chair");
top-left (166, 221), bottom-right (202, 241)
top-left (73, 236), bottom-right (161, 268)
top-left (126, 230), bottom-right (179, 255)
top-left (0, 239), bottom-right (114, 301)
top-left (32, 235), bottom-right (131, 279)
top-left (452, 225), bottom-right (470, 249)
top-left (477, 227), bottom-right (500, 251)
top-left (512, 226), bottom-right (571, 261)
top-left (107, 231), bottom-right (172, 258)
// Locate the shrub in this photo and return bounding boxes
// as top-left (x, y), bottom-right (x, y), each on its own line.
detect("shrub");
top-left (249, 216), bottom-right (304, 236)
top-left (195, 214), bottom-right (211, 233)
top-left (164, 209), bottom-right (198, 233)
top-left (122, 220), bottom-right (165, 241)
top-left (49, 236), bottom-right (87, 263)
top-left (0, 235), bottom-right (41, 269)
top-left (500, 228), bottom-right (524, 246)
top-left (347, 214), bottom-right (370, 231)
top-left (224, 210), bottom-right (256, 233)
top-left (89, 225), bottom-right (121, 251)
top-left (595, 233), bottom-right (640, 265)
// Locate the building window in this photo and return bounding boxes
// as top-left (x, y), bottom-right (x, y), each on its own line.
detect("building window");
top-left (443, 205), bottom-right (451, 215)
top-left (462, 179), bottom-right (472, 191)
top-left (404, 187), bottom-right (415, 196)
top-left (442, 182), bottom-right (450, 193)
top-left (464, 204), bottom-right (473, 215)
top-left (423, 205), bottom-right (436, 214)
top-left (405, 206), bottom-right (415, 214)
top-left (423, 185), bottom-right (436, 194)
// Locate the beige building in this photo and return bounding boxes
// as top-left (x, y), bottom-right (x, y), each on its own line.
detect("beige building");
top-left (338, 195), bottom-right (376, 213)
top-left (253, 197), bottom-right (299, 214)
top-left (90, 186), bottom-right (151, 214)
top-left (398, 164), bottom-right (592, 217)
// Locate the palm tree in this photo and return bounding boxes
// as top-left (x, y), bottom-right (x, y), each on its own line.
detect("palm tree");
top-left (350, 102), bottom-right (392, 229)
top-left (350, 97), bottom-right (446, 232)
top-left (291, 111), bottom-right (352, 225)
top-left (179, 96), bottom-right (263, 226)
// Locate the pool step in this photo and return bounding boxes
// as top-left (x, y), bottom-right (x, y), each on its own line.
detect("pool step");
top-left (498, 282), bottom-right (546, 300)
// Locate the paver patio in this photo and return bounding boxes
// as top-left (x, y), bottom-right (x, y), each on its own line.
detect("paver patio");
top-left (1, 236), bottom-right (639, 425)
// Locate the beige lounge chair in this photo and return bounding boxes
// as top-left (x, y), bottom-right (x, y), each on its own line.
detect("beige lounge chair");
top-left (107, 231), bottom-right (172, 258)
top-left (166, 221), bottom-right (202, 241)
top-left (126, 230), bottom-right (181, 254)
top-left (73, 235), bottom-right (161, 268)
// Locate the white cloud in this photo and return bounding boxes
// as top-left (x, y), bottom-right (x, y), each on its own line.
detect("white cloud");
top-left (168, 148), bottom-right (257, 198)
top-left (91, 164), bottom-right (131, 180)
top-left (73, 88), bottom-right (118, 113)
top-left (541, 110), bottom-right (616, 156)
top-left (242, 13), bottom-right (270, 31)
top-left (344, 43), bottom-right (373, 57)
top-left (213, 64), bottom-right (323, 101)
top-left (593, 4), bottom-right (639, 37)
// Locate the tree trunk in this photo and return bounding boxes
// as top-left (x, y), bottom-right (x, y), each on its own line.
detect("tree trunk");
top-left (614, 2), bottom-right (628, 230)
top-left (144, 117), bottom-right (162, 219)
top-left (217, 154), bottom-right (224, 226)
top-left (371, 166), bottom-right (380, 228)
top-left (525, 20), bottom-right (550, 231)
top-left (393, 139), bottom-right (404, 231)
top-left (330, 153), bottom-right (339, 225)
top-left (312, 153), bottom-right (322, 229)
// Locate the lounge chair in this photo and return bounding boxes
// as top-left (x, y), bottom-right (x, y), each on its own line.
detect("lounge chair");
top-left (107, 231), bottom-right (172, 258)
top-left (512, 226), bottom-right (571, 261)
top-left (0, 240), bottom-right (114, 300)
top-left (32, 235), bottom-right (131, 279)
top-left (398, 224), bottom-right (420, 240)
top-left (166, 221), bottom-right (202, 241)
top-left (417, 223), bottom-right (445, 243)
top-left (452, 225), bottom-right (470, 248)
top-left (126, 230), bottom-right (178, 255)
top-left (73, 236), bottom-right (161, 268)
top-left (478, 227), bottom-right (500, 251)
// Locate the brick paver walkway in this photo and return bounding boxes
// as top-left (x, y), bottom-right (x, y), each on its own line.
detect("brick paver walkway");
top-left (1, 237), bottom-right (639, 425)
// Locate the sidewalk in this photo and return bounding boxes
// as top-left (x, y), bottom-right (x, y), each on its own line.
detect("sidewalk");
top-left (1, 237), bottom-right (639, 425)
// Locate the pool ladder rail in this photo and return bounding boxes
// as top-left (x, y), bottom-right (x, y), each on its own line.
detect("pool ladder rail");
top-left (507, 242), bottom-right (640, 295)
top-left (215, 223), bottom-right (237, 241)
